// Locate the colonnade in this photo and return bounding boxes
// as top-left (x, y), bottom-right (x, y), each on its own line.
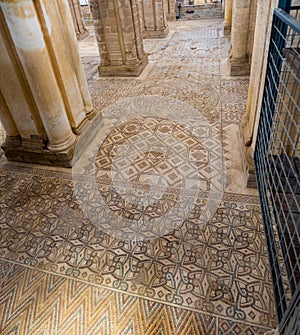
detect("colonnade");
top-left (68, 0), bottom-right (89, 40)
top-left (0, 0), bottom-right (175, 166)
top-left (1, 0), bottom-right (282, 188)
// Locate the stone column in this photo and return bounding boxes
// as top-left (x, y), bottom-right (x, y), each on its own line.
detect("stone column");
top-left (141, 0), bottom-right (169, 38)
top-left (224, 0), bottom-right (233, 35)
top-left (137, 0), bottom-right (145, 35)
top-left (58, 0), bottom-right (94, 119)
top-left (89, 0), bottom-right (148, 77)
top-left (228, 0), bottom-right (251, 76)
top-left (241, 0), bottom-right (277, 187)
top-left (0, 91), bottom-right (21, 148)
top-left (68, 0), bottom-right (89, 40)
top-left (164, 0), bottom-right (176, 21)
top-left (0, 0), bottom-right (94, 167)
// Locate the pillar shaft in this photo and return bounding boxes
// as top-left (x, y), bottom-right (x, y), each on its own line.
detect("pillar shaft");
top-left (58, 0), bottom-right (94, 119)
top-left (138, 0), bottom-right (145, 35)
top-left (224, 0), bottom-right (233, 34)
top-left (228, 0), bottom-right (251, 76)
top-left (0, 0), bottom-right (94, 166)
top-left (68, 0), bottom-right (89, 40)
top-left (90, 0), bottom-right (148, 77)
top-left (244, 0), bottom-right (277, 145)
top-left (164, 0), bottom-right (176, 21)
top-left (0, 90), bottom-right (21, 148)
top-left (141, 0), bottom-right (169, 38)
top-left (0, 21), bottom-right (46, 147)
top-left (240, 0), bottom-right (278, 187)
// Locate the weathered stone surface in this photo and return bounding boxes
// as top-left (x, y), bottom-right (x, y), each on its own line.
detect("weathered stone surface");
top-left (228, 0), bottom-right (256, 76)
top-left (164, 0), bottom-right (176, 21)
top-left (240, 0), bottom-right (277, 186)
top-left (89, 0), bottom-right (148, 77)
top-left (141, 0), bottom-right (169, 38)
top-left (68, 0), bottom-right (89, 40)
top-left (0, 0), bottom-right (94, 167)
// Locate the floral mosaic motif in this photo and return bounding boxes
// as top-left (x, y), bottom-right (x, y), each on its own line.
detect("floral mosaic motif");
top-left (0, 166), bottom-right (276, 328)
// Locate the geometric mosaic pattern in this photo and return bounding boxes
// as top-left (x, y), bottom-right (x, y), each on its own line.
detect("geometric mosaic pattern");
top-left (221, 79), bottom-right (250, 124)
top-left (73, 95), bottom-right (224, 241)
top-left (0, 260), bottom-right (216, 335)
top-left (0, 165), bottom-right (276, 330)
top-left (0, 17), bottom-right (277, 335)
top-left (0, 259), bottom-right (272, 335)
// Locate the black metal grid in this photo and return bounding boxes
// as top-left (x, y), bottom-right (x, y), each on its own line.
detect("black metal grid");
top-left (254, 7), bottom-right (300, 335)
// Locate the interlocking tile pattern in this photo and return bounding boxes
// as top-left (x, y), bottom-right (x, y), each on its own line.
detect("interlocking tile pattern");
top-left (0, 165), bottom-right (276, 330)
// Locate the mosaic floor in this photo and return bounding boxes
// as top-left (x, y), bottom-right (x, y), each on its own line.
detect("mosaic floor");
top-left (0, 17), bottom-right (277, 335)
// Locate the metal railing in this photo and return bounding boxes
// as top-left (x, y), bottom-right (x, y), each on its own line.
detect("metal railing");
top-left (254, 7), bottom-right (300, 335)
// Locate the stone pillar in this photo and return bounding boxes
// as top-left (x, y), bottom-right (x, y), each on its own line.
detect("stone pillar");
top-left (81, 5), bottom-right (93, 27)
top-left (58, 0), bottom-right (94, 119)
top-left (0, 91), bottom-right (21, 148)
top-left (0, 0), bottom-right (94, 167)
top-left (89, 0), bottom-right (148, 77)
top-left (141, 0), bottom-right (169, 38)
top-left (228, 0), bottom-right (251, 76)
top-left (68, 0), bottom-right (89, 40)
top-left (224, 0), bottom-right (233, 35)
top-left (137, 0), bottom-right (145, 35)
top-left (241, 0), bottom-right (277, 187)
top-left (164, 0), bottom-right (176, 21)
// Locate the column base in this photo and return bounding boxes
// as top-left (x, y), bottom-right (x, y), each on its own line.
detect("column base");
top-left (240, 112), bottom-right (254, 147)
top-left (72, 115), bottom-right (90, 135)
top-left (76, 29), bottom-right (89, 41)
top-left (239, 144), bottom-right (257, 188)
top-left (2, 143), bottom-right (76, 168)
top-left (99, 54), bottom-right (149, 77)
top-left (85, 107), bottom-right (96, 120)
top-left (143, 26), bottom-right (169, 39)
top-left (3, 135), bottom-right (22, 148)
top-left (228, 57), bottom-right (251, 76)
top-left (2, 109), bottom-right (99, 168)
top-left (239, 115), bottom-right (257, 188)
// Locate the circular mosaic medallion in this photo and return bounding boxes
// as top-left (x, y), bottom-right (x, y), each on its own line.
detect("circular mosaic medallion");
top-left (73, 96), bottom-right (224, 241)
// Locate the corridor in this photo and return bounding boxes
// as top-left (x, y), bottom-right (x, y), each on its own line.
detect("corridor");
top-left (0, 15), bottom-right (278, 335)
